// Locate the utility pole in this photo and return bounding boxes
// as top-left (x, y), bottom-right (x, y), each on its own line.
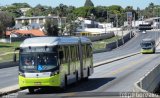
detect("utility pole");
top-left (116, 14), bottom-right (119, 48)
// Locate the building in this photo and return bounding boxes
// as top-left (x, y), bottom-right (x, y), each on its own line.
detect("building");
top-left (6, 29), bottom-right (45, 37)
top-left (145, 17), bottom-right (160, 28)
top-left (15, 15), bottom-right (66, 26)
top-left (20, 8), bottom-right (31, 16)
top-left (76, 19), bottom-right (114, 35)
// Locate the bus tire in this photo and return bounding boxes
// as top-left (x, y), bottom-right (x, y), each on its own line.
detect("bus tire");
top-left (84, 68), bottom-right (89, 81)
top-left (64, 74), bottom-right (68, 88)
top-left (28, 88), bottom-right (35, 94)
top-left (76, 71), bottom-right (79, 82)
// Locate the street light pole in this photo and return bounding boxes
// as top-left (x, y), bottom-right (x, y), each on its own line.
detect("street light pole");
top-left (116, 14), bottom-right (119, 48)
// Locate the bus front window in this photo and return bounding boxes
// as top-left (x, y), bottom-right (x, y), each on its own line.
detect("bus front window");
top-left (20, 53), bottom-right (58, 72)
top-left (37, 53), bottom-right (58, 71)
top-left (20, 54), bottom-right (36, 71)
top-left (141, 42), bottom-right (152, 49)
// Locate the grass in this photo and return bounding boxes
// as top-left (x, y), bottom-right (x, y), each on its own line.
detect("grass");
top-left (92, 36), bottom-right (121, 50)
top-left (0, 53), bottom-right (19, 63)
top-left (0, 41), bottom-right (22, 63)
top-left (0, 41), bottom-right (22, 53)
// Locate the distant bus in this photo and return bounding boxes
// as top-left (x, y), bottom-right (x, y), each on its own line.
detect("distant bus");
top-left (140, 38), bottom-right (155, 54)
top-left (14, 37), bottom-right (93, 93)
top-left (139, 24), bottom-right (153, 31)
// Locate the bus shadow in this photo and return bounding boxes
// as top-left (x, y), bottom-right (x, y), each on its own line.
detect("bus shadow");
top-left (23, 77), bottom-right (115, 95)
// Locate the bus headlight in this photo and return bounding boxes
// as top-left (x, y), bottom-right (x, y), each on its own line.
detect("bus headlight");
top-left (19, 72), bottom-right (25, 77)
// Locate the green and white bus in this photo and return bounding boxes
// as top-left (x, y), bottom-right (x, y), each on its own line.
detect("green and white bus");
top-left (14, 37), bottom-right (93, 93)
top-left (140, 38), bottom-right (156, 54)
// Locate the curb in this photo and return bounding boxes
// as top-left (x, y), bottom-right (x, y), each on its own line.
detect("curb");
top-left (94, 52), bottom-right (140, 67)
top-left (0, 85), bottom-right (19, 97)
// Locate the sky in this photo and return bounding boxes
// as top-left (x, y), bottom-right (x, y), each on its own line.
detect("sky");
top-left (0, 0), bottom-right (160, 9)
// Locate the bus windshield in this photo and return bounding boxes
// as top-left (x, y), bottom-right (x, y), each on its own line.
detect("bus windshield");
top-left (20, 53), bottom-right (58, 72)
top-left (141, 42), bottom-right (152, 48)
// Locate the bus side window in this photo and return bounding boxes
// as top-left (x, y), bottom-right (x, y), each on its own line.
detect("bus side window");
top-left (61, 46), bottom-right (65, 64)
top-left (64, 46), bottom-right (70, 74)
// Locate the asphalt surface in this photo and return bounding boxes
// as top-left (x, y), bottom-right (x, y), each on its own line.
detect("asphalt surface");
top-left (1, 30), bottom-right (160, 98)
top-left (94, 30), bottom-right (160, 63)
top-left (8, 49), bottom-right (160, 98)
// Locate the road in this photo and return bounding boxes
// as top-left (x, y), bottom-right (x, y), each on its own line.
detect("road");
top-left (1, 30), bottom-right (160, 97)
top-left (9, 49), bottom-right (160, 98)
top-left (94, 30), bottom-right (159, 63)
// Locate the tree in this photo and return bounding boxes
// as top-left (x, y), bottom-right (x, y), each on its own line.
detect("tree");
top-left (65, 13), bottom-right (79, 35)
top-left (73, 6), bottom-right (95, 18)
top-left (84, 0), bottom-right (94, 7)
top-left (0, 11), bottom-right (13, 37)
top-left (22, 21), bottom-right (29, 26)
top-left (44, 19), bottom-right (59, 36)
top-left (12, 3), bottom-right (30, 8)
top-left (56, 4), bottom-right (68, 17)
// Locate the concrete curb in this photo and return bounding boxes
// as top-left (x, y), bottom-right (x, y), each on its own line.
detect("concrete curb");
top-left (0, 85), bottom-right (19, 97)
top-left (94, 52), bottom-right (140, 67)
top-left (0, 62), bottom-right (18, 69)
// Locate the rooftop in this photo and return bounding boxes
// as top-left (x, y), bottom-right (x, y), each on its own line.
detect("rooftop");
top-left (20, 37), bottom-right (91, 47)
top-left (6, 29), bottom-right (45, 36)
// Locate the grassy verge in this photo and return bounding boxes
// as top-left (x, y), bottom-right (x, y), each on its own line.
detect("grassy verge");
top-left (0, 53), bottom-right (19, 63)
top-left (0, 41), bottom-right (21, 63)
top-left (92, 36), bottom-right (121, 50)
top-left (0, 42), bottom-right (22, 53)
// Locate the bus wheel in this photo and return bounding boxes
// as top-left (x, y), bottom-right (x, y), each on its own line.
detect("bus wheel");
top-left (83, 68), bottom-right (89, 81)
top-left (76, 71), bottom-right (79, 82)
top-left (28, 88), bottom-right (35, 94)
top-left (64, 74), bottom-right (68, 88)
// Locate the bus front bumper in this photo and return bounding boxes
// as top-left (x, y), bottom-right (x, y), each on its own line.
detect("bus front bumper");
top-left (141, 49), bottom-right (154, 53)
top-left (19, 74), bottom-right (61, 89)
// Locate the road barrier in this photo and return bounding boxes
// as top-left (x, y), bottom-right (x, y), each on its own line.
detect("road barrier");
top-left (93, 31), bottom-right (135, 53)
top-left (88, 32), bottom-right (115, 42)
top-left (133, 64), bottom-right (160, 96)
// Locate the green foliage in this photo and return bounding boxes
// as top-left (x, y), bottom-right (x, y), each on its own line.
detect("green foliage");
top-left (0, 11), bottom-right (13, 37)
top-left (108, 5), bottom-right (123, 13)
top-left (12, 3), bottom-right (30, 8)
top-left (1, 3), bottom-right (31, 18)
top-left (44, 19), bottom-right (59, 36)
top-left (84, 0), bottom-right (94, 7)
top-left (73, 6), bottom-right (95, 18)
top-left (25, 4), bottom-right (53, 16)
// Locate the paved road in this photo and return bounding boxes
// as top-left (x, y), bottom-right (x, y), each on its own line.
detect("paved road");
top-left (9, 50), bottom-right (160, 98)
top-left (94, 31), bottom-right (160, 63)
top-left (1, 30), bottom-right (160, 97)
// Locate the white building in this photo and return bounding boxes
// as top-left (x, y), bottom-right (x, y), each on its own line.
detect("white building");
top-left (76, 19), bottom-right (114, 34)
top-left (15, 15), bottom-right (66, 26)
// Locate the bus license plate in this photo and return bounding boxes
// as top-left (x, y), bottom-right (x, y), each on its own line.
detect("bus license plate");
top-left (34, 82), bottom-right (41, 86)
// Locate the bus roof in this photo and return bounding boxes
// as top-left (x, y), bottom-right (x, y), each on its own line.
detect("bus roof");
top-left (20, 37), bottom-right (91, 48)
top-left (142, 38), bottom-right (155, 42)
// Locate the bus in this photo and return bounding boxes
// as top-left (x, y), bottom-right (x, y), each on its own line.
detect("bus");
top-left (140, 38), bottom-right (156, 54)
top-left (14, 37), bottom-right (93, 93)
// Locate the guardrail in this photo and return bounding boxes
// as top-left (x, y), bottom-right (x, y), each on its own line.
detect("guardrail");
top-left (133, 64), bottom-right (160, 96)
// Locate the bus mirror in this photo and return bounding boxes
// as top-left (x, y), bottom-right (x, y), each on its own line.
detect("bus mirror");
top-left (59, 51), bottom-right (63, 59)
top-left (13, 53), bottom-right (16, 62)
top-left (13, 47), bottom-right (19, 62)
